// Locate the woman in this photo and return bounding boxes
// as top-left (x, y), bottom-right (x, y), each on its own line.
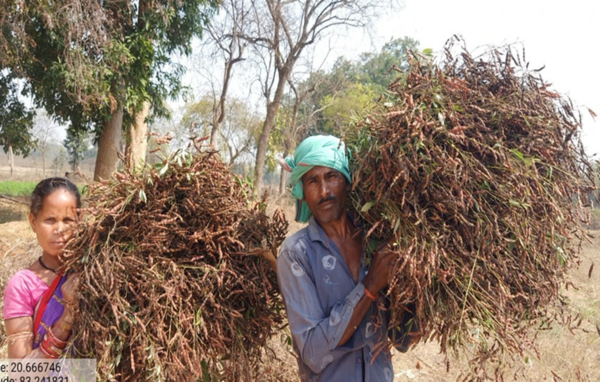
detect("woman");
top-left (3, 177), bottom-right (80, 359)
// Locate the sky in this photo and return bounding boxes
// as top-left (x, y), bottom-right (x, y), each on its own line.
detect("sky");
top-left (337, 0), bottom-right (600, 157)
top-left (46, 0), bottom-right (600, 160)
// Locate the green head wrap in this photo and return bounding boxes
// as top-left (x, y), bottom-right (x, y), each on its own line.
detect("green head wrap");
top-left (280, 135), bottom-right (351, 223)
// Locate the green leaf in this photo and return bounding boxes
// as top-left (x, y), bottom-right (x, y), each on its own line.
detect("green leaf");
top-left (159, 163), bottom-right (169, 176)
top-left (201, 360), bottom-right (211, 382)
top-left (393, 218), bottom-right (401, 233)
top-left (138, 189), bottom-right (147, 203)
top-left (361, 201), bottom-right (376, 212)
top-left (194, 308), bottom-right (203, 326)
top-left (510, 148), bottom-right (525, 161)
top-left (509, 199), bottom-right (529, 209)
top-left (555, 245), bottom-right (566, 266)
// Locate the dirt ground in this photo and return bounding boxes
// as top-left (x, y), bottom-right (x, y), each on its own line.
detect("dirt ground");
top-left (1, 196), bottom-right (599, 381)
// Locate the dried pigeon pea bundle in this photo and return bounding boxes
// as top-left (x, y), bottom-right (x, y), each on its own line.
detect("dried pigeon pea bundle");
top-left (62, 150), bottom-right (288, 381)
top-left (348, 40), bottom-right (597, 380)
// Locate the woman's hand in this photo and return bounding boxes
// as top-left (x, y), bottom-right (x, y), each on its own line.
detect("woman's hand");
top-left (61, 273), bottom-right (80, 304)
top-left (52, 273), bottom-right (80, 342)
top-left (60, 273), bottom-right (80, 324)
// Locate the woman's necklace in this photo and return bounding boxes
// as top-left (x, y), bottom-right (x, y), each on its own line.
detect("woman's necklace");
top-left (38, 256), bottom-right (57, 274)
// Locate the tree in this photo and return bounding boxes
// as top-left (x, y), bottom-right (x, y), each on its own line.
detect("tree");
top-left (254, 36), bottom-right (425, 194)
top-left (211, 0), bottom-right (389, 195)
top-left (32, 110), bottom-right (59, 177)
top-left (269, 76), bottom-right (324, 195)
top-left (354, 36), bottom-right (421, 90)
top-left (180, 96), bottom-right (261, 166)
top-left (199, 0), bottom-right (250, 148)
top-left (218, 99), bottom-right (262, 165)
top-left (320, 82), bottom-right (376, 133)
top-left (0, 73), bottom-right (35, 175)
top-left (64, 127), bottom-right (89, 172)
top-left (52, 147), bottom-right (67, 176)
top-left (1, 0), bottom-right (220, 180)
top-left (289, 37), bottom-right (423, 136)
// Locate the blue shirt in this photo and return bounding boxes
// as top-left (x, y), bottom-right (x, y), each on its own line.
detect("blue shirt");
top-left (277, 217), bottom-right (400, 382)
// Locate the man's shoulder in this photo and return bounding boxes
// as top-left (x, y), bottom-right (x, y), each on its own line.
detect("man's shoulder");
top-left (280, 226), bottom-right (311, 255)
top-left (277, 226), bottom-right (317, 280)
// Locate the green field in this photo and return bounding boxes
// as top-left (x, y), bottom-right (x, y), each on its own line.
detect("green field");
top-left (0, 180), bottom-right (87, 198)
top-left (0, 181), bottom-right (38, 197)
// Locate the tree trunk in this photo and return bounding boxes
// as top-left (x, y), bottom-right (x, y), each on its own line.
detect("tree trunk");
top-left (254, 103), bottom-right (278, 197)
top-left (8, 145), bottom-right (14, 175)
top-left (278, 86), bottom-right (302, 197)
top-left (127, 0), bottom-right (152, 170)
top-left (129, 101), bottom-right (150, 169)
top-left (209, 116), bottom-right (219, 149)
top-left (42, 149), bottom-right (46, 177)
top-left (278, 150), bottom-right (289, 196)
top-left (254, 68), bottom-right (291, 196)
top-left (210, 54), bottom-right (244, 150)
top-left (94, 104), bottom-right (124, 181)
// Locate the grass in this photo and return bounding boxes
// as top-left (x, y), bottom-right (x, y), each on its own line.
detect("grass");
top-left (0, 181), bottom-right (38, 197)
top-left (0, 180), bottom-right (87, 199)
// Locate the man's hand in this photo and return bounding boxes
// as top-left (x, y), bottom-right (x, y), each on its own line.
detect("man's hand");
top-left (337, 237), bottom-right (400, 346)
top-left (363, 238), bottom-right (399, 294)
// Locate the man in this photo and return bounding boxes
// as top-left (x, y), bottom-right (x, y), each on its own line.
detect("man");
top-left (277, 135), bottom-right (417, 382)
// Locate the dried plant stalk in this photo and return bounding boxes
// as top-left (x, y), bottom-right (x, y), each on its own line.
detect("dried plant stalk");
top-left (62, 150), bottom-right (288, 381)
top-left (348, 39), bottom-right (597, 381)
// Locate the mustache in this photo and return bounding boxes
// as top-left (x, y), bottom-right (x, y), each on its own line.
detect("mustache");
top-left (318, 196), bottom-right (337, 205)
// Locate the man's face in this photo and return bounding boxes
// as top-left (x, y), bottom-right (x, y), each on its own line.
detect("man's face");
top-left (301, 166), bottom-right (350, 224)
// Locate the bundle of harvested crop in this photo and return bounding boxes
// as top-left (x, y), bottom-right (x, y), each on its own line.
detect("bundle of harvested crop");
top-left (348, 39), bottom-right (597, 380)
top-left (61, 150), bottom-right (288, 381)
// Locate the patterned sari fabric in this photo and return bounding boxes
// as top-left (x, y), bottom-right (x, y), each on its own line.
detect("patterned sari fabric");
top-left (32, 274), bottom-right (68, 350)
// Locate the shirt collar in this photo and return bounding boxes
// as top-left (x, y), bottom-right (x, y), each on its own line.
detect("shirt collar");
top-left (307, 216), bottom-right (328, 244)
top-left (307, 213), bottom-right (365, 245)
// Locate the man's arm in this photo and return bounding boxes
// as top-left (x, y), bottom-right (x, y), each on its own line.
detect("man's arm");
top-left (337, 245), bottom-right (398, 346)
top-left (277, 241), bottom-right (397, 373)
top-left (277, 247), bottom-right (361, 374)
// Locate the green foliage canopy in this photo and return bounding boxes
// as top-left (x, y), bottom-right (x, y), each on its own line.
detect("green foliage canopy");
top-left (64, 127), bottom-right (88, 171)
top-left (298, 37), bottom-right (423, 136)
top-left (0, 72), bottom-right (35, 156)
top-left (1, 0), bottom-right (220, 137)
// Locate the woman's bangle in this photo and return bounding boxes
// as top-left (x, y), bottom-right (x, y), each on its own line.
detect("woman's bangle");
top-left (7, 331), bottom-right (34, 346)
top-left (39, 341), bottom-right (55, 358)
top-left (364, 285), bottom-right (378, 301)
top-left (47, 327), bottom-right (68, 348)
top-left (40, 336), bottom-right (62, 359)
